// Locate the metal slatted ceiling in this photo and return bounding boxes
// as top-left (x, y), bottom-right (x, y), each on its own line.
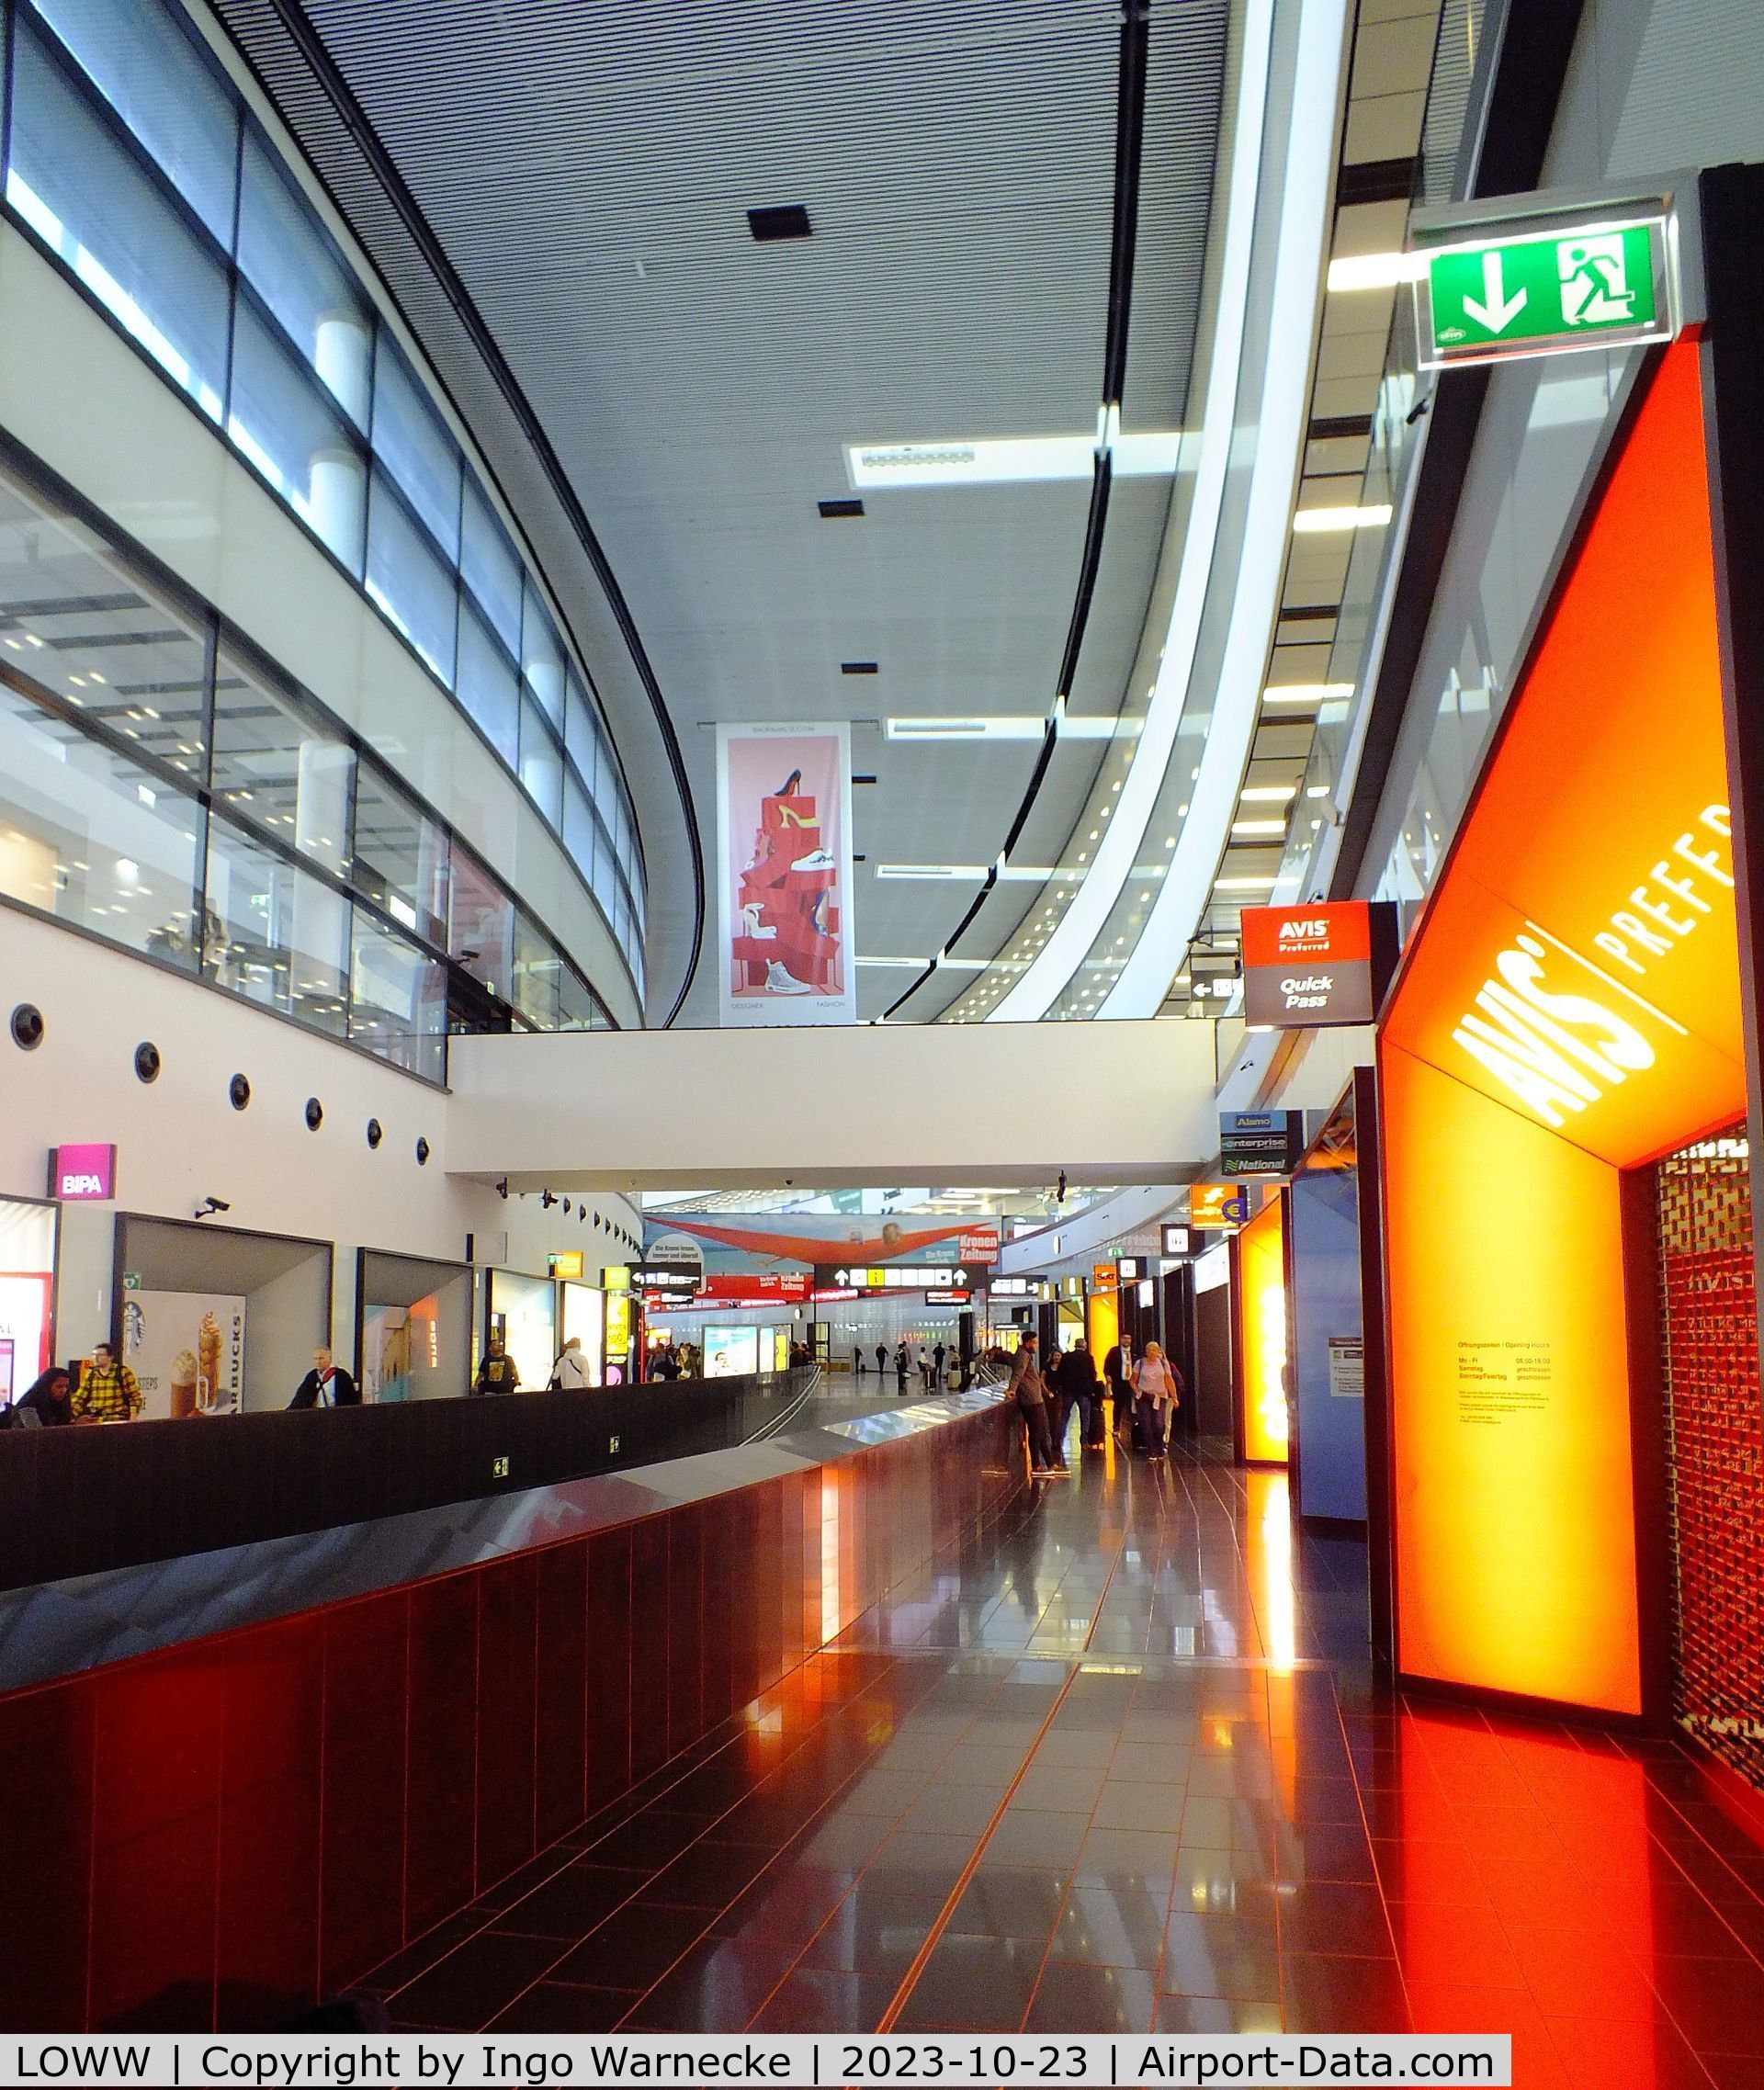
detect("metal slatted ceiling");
top-left (209, 0), bottom-right (1227, 1021)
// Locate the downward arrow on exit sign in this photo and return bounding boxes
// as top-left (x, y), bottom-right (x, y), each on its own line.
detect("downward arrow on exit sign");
top-left (1460, 250), bottom-right (1527, 333)
top-left (1417, 213), bottom-right (1672, 369)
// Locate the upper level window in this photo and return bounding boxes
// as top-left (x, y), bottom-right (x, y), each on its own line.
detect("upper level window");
top-left (370, 344), bottom-right (460, 563)
top-left (461, 475), bottom-right (521, 654)
top-left (366, 471), bottom-right (458, 686)
top-left (31, 0), bottom-right (238, 244)
top-left (7, 17), bottom-right (228, 422)
top-left (236, 131), bottom-right (374, 431)
top-left (210, 649), bottom-right (354, 880)
top-left (229, 300), bottom-right (368, 575)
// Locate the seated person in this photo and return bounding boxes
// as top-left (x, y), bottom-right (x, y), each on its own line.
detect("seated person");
top-left (288, 1345), bottom-right (361, 1408)
top-left (10, 1365), bottom-right (73, 1426)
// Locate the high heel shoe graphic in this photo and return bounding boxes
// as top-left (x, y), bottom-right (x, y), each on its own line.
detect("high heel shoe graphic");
top-left (775, 803), bottom-right (818, 830)
top-left (741, 901), bottom-right (776, 941)
top-left (775, 768), bottom-right (801, 797)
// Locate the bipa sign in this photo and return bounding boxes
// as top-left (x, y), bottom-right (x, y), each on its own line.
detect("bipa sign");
top-left (49, 1144), bottom-right (117, 1202)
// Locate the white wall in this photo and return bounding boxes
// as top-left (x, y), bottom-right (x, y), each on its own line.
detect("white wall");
top-left (0, 223), bottom-right (639, 1027)
top-left (0, 907), bottom-right (639, 1359)
top-left (447, 1017), bottom-right (1224, 1191)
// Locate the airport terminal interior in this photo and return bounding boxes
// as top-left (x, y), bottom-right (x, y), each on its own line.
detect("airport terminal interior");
top-left (4, 0), bottom-right (1764, 2074)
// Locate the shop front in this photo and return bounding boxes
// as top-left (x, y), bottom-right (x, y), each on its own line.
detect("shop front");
top-left (1378, 331), bottom-right (1759, 1739)
top-left (0, 1192), bottom-right (56, 1402)
top-left (357, 1248), bottom-right (473, 1401)
top-left (114, 1212), bottom-right (332, 1415)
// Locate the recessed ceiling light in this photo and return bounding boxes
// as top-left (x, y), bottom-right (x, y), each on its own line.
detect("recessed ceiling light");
top-left (1264, 683), bottom-right (1353, 705)
top-left (1240, 785), bottom-right (1295, 801)
top-left (1326, 251), bottom-right (1423, 292)
top-left (1231, 819), bottom-right (1288, 837)
top-left (843, 430), bottom-right (1184, 489)
top-left (1293, 504), bottom-right (1392, 534)
top-left (818, 497), bottom-right (864, 519)
top-left (748, 204), bottom-right (812, 241)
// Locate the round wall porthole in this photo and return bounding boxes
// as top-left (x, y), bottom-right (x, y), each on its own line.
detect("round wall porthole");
top-left (415, 1136), bottom-right (431, 1167)
top-left (228, 1073), bottom-right (252, 1112)
top-left (133, 1041), bottom-right (161, 1084)
top-left (304, 1096), bottom-right (323, 1131)
top-left (366, 1117), bottom-right (383, 1149)
top-left (9, 1003), bottom-right (43, 1050)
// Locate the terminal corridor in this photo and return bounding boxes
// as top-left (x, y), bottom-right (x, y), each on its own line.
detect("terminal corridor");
top-left (357, 1452), bottom-right (1764, 2084)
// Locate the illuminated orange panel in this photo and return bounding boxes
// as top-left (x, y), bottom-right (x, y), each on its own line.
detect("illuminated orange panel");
top-left (1238, 1195), bottom-right (1289, 1465)
top-left (1380, 338), bottom-right (1733, 1714)
top-left (1384, 1040), bottom-right (1641, 1711)
top-left (1384, 341), bottom-right (1744, 1169)
top-left (1087, 1288), bottom-right (1119, 1365)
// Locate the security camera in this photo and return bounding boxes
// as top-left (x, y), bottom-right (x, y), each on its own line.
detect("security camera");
top-left (495, 1178), bottom-right (509, 1200)
top-left (1056, 1170), bottom-right (1068, 1203)
top-left (541, 1189), bottom-right (558, 1209)
top-left (194, 1196), bottom-right (231, 1219)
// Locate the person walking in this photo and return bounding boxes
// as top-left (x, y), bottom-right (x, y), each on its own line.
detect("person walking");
top-left (855, 1345), bottom-right (865, 1374)
top-left (918, 1349), bottom-right (933, 1391)
top-left (472, 1335), bottom-right (519, 1395)
top-left (932, 1340), bottom-right (946, 1386)
top-left (1062, 1338), bottom-right (1102, 1449)
top-left (1133, 1341), bottom-right (1182, 1457)
top-left (894, 1342), bottom-right (910, 1392)
top-left (1102, 1338), bottom-right (1133, 1447)
top-left (71, 1340), bottom-right (141, 1423)
top-left (876, 1343), bottom-right (888, 1377)
top-left (1043, 1347), bottom-right (1069, 1469)
top-left (548, 1335), bottom-right (593, 1390)
top-left (1008, 1333), bottom-right (1059, 1475)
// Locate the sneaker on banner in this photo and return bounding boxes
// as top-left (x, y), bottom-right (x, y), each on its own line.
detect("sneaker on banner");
top-left (764, 961), bottom-right (814, 994)
top-left (791, 848), bottom-right (836, 873)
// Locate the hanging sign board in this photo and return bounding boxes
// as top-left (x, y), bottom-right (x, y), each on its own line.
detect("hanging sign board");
top-left (1219, 1111), bottom-right (1304, 1178)
top-left (1413, 206), bottom-right (1674, 371)
top-left (1241, 902), bottom-right (1397, 1027)
top-left (1189, 1183), bottom-right (1250, 1231)
top-left (49, 1144), bottom-right (117, 1201)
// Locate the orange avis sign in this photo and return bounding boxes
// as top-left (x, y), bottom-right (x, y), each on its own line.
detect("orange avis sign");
top-left (1380, 338), bottom-right (1740, 1716)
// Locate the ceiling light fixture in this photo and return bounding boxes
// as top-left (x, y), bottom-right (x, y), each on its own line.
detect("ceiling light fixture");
top-left (748, 204), bottom-right (812, 241)
top-left (1326, 250), bottom-right (1422, 292)
top-left (1293, 504), bottom-right (1392, 534)
top-left (844, 429), bottom-right (1185, 491)
top-left (1263, 682), bottom-right (1354, 705)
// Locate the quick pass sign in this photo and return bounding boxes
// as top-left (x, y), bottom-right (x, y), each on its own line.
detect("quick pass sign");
top-left (1240, 903), bottom-right (1397, 1028)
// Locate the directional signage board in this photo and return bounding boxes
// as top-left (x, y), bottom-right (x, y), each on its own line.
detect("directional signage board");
top-left (1416, 213), bottom-right (1672, 370)
top-left (1220, 1111), bottom-right (1304, 1179)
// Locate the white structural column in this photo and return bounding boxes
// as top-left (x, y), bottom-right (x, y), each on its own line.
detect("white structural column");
top-left (1102, 0), bottom-right (1351, 1015)
top-left (987, 0), bottom-right (1277, 1022)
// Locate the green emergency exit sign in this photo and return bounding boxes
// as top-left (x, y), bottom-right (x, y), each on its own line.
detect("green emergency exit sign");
top-left (1418, 218), bottom-right (1672, 369)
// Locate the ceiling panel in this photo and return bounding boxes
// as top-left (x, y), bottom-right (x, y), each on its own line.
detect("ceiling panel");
top-left (212, 0), bottom-right (1228, 1022)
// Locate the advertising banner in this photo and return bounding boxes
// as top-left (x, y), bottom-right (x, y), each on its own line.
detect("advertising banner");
top-left (1240, 903), bottom-right (1396, 1026)
top-left (644, 1213), bottom-right (997, 1276)
top-left (48, 1143), bottom-right (116, 1201)
top-left (704, 1325), bottom-right (761, 1377)
top-left (122, 1290), bottom-right (245, 1418)
top-left (718, 721), bottom-right (855, 1025)
top-left (0, 1271), bottom-right (51, 1396)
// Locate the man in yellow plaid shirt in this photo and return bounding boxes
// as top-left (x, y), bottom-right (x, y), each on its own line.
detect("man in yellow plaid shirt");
top-left (71, 1341), bottom-right (141, 1422)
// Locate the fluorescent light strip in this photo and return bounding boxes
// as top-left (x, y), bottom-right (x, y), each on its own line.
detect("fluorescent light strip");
top-left (988, 0), bottom-right (1278, 1022)
top-left (846, 430), bottom-right (1185, 491)
top-left (1326, 251), bottom-right (1424, 292)
top-left (1102, 0), bottom-right (1351, 1017)
top-left (1216, 876), bottom-right (1278, 891)
top-left (1263, 682), bottom-right (1353, 705)
top-left (886, 715), bottom-right (1141, 741)
top-left (875, 863), bottom-right (1077, 884)
top-left (1293, 503), bottom-right (1392, 534)
top-left (1230, 819), bottom-right (1288, 837)
top-left (1239, 785), bottom-right (1296, 802)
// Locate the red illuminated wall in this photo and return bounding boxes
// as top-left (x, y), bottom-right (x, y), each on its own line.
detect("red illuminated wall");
top-left (0, 1406), bottom-right (1018, 2032)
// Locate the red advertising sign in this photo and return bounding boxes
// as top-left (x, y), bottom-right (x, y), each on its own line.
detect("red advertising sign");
top-left (695, 1272), bottom-right (811, 1306)
top-left (1241, 903), bottom-right (1396, 1026)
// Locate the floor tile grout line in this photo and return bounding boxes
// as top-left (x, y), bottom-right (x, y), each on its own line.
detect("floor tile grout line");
top-left (875, 1662), bottom-right (1090, 2035)
top-left (386, 1643), bottom-right (914, 2021)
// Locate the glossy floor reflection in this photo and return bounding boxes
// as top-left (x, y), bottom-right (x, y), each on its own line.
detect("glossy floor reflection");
top-left (359, 1440), bottom-right (1764, 2081)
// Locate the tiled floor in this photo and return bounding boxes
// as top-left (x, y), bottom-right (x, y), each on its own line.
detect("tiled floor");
top-left (358, 1437), bottom-right (1764, 2081)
